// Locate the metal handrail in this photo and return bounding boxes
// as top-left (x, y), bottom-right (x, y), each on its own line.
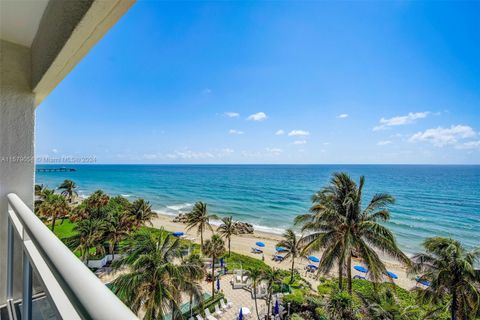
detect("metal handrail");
top-left (7, 193), bottom-right (138, 320)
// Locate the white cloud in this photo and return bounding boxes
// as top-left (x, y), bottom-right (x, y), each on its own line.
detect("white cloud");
top-left (275, 129), bottom-right (285, 135)
top-left (293, 140), bottom-right (307, 145)
top-left (51, 148), bottom-right (58, 154)
top-left (228, 129), bottom-right (244, 135)
top-left (265, 147), bottom-right (283, 155)
top-left (337, 114), bottom-right (349, 119)
top-left (288, 130), bottom-right (310, 137)
top-left (247, 112), bottom-right (267, 121)
top-left (323, 142), bottom-right (330, 146)
top-left (202, 88), bottom-right (212, 95)
top-left (224, 112), bottom-right (239, 118)
top-left (455, 140), bottom-right (480, 150)
top-left (409, 125), bottom-right (476, 147)
top-left (377, 140), bottom-right (392, 146)
top-left (373, 112), bottom-right (429, 131)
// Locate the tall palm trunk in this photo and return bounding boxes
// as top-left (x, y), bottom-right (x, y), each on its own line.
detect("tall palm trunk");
top-left (200, 229), bottom-right (204, 247)
top-left (451, 290), bottom-right (457, 320)
top-left (253, 284), bottom-right (260, 320)
top-left (290, 258), bottom-right (295, 283)
top-left (211, 256), bottom-right (215, 297)
top-left (51, 214), bottom-right (57, 232)
top-left (347, 254), bottom-right (352, 294)
top-left (228, 237), bottom-right (231, 256)
top-left (338, 262), bottom-right (343, 290)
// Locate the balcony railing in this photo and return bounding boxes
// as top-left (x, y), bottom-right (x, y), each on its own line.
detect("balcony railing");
top-left (6, 193), bottom-right (137, 320)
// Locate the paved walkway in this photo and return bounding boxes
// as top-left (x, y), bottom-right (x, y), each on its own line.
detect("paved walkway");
top-left (200, 274), bottom-right (269, 319)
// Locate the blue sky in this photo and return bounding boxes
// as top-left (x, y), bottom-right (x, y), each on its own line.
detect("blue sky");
top-left (36, 1), bottom-right (480, 164)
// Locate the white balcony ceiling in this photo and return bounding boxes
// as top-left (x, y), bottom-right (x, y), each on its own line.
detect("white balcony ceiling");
top-left (0, 0), bottom-right (49, 47)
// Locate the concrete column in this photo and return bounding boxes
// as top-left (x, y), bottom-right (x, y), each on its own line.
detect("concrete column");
top-left (0, 39), bottom-right (35, 302)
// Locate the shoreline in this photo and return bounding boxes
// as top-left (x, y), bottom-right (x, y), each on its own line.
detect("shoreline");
top-left (151, 212), bottom-right (417, 290)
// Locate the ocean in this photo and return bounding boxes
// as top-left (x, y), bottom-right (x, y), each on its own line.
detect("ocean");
top-left (36, 164), bottom-right (480, 255)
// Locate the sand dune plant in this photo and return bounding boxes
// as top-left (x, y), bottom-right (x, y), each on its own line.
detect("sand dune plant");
top-left (186, 201), bottom-right (218, 247)
top-left (113, 229), bottom-right (204, 320)
top-left (298, 172), bottom-right (409, 294)
top-left (411, 237), bottom-right (480, 320)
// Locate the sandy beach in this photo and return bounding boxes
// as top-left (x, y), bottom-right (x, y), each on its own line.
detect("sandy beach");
top-left (151, 213), bottom-right (417, 291)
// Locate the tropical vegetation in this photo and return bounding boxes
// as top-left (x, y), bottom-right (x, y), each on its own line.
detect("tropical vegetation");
top-left (34, 175), bottom-right (479, 320)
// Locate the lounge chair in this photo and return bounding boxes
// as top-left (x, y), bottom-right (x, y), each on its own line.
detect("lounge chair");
top-left (251, 247), bottom-right (263, 254)
top-left (196, 315), bottom-right (204, 320)
top-left (353, 275), bottom-right (366, 280)
top-left (214, 304), bottom-right (223, 317)
top-left (204, 308), bottom-right (217, 320)
top-left (221, 299), bottom-right (232, 309)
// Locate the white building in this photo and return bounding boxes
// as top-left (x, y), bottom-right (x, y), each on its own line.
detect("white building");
top-left (1, 1), bottom-right (137, 319)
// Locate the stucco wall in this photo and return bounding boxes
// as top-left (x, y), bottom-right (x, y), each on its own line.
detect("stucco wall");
top-left (31, 0), bottom-right (93, 88)
top-left (0, 39), bottom-right (35, 302)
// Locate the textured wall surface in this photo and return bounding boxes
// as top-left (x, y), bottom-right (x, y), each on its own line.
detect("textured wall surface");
top-left (0, 39), bottom-right (35, 302)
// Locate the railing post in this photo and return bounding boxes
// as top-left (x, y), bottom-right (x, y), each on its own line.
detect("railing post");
top-left (23, 252), bottom-right (32, 320)
top-left (7, 218), bottom-right (14, 299)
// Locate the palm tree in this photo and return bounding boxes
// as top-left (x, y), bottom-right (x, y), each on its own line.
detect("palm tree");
top-left (276, 229), bottom-right (304, 283)
top-left (217, 216), bottom-right (238, 256)
top-left (34, 184), bottom-right (54, 209)
top-left (262, 267), bottom-right (283, 317)
top-left (202, 234), bottom-right (225, 298)
top-left (68, 219), bottom-right (106, 263)
top-left (326, 291), bottom-right (356, 320)
top-left (358, 286), bottom-right (421, 320)
top-left (112, 229), bottom-right (204, 320)
top-left (298, 172), bottom-right (409, 294)
top-left (58, 179), bottom-right (78, 204)
top-left (105, 211), bottom-right (133, 259)
top-left (183, 254), bottom-right (205, 318)
top-left (36, 193), bottom-right (69, 232)
top-left (411, 237), bottom-right (480, 320)
top-left (85, 190), bottom-right (110, 218)
top-left (247, 267), bottom-right (264, 320)
top-left (129, 198), bottom-right (155, 227)
top-left (186, 201), bottom-right (218, 247)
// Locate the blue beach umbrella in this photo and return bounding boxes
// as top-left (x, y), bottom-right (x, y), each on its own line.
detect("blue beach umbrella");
top-left (308, 255), bottom-right (320, 263)
top-left (354, 265), bottom-right (368, 273)
top-left (274, 300), bottom-right (279, 315)
top-left (386, 271), bottom-right (398, 279)
top-left (276, 247), bottom-right (287, 252)
top-left (256, 241), bottom-right (265, 247)
top-left (217, 277), bottom-right (220, 291)
top-left (238, 307), bottom-right (243, 320)
top-left (220, 258), bottom-right (224, 267)
top-left (172, 231), bottom-right (184, 237)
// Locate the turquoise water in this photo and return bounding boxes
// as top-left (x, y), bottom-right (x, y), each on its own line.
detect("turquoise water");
top-left (36, 164), bottom-right (480, 254)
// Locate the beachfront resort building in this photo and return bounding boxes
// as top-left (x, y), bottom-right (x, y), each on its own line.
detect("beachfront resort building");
top-left (0, 1), bottom-right (137, 318)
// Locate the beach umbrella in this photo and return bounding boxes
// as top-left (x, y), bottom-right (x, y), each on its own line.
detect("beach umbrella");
top-left (274, 300), bottom-right (279, 315)
top-left (354, 265), bottom-right (368, 273)
top-left (217, 277), bottom-right (220, 291)
top-left (308, 255), bottom-right (320, 263)
top-left (386, 271), bottom-right (398, 279)
top-left (220, 257), bottom-right (224, 267)
top-left (238, 307), bottom-right (243, 320)
top-left (172, 231), bottom-right (184, 237)
top-left (307, 264), bottom-right (318, 271)
top-left (276, 247), bottom-right (287, 252)
top-left (256, 241), bottom-right (265, 247)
